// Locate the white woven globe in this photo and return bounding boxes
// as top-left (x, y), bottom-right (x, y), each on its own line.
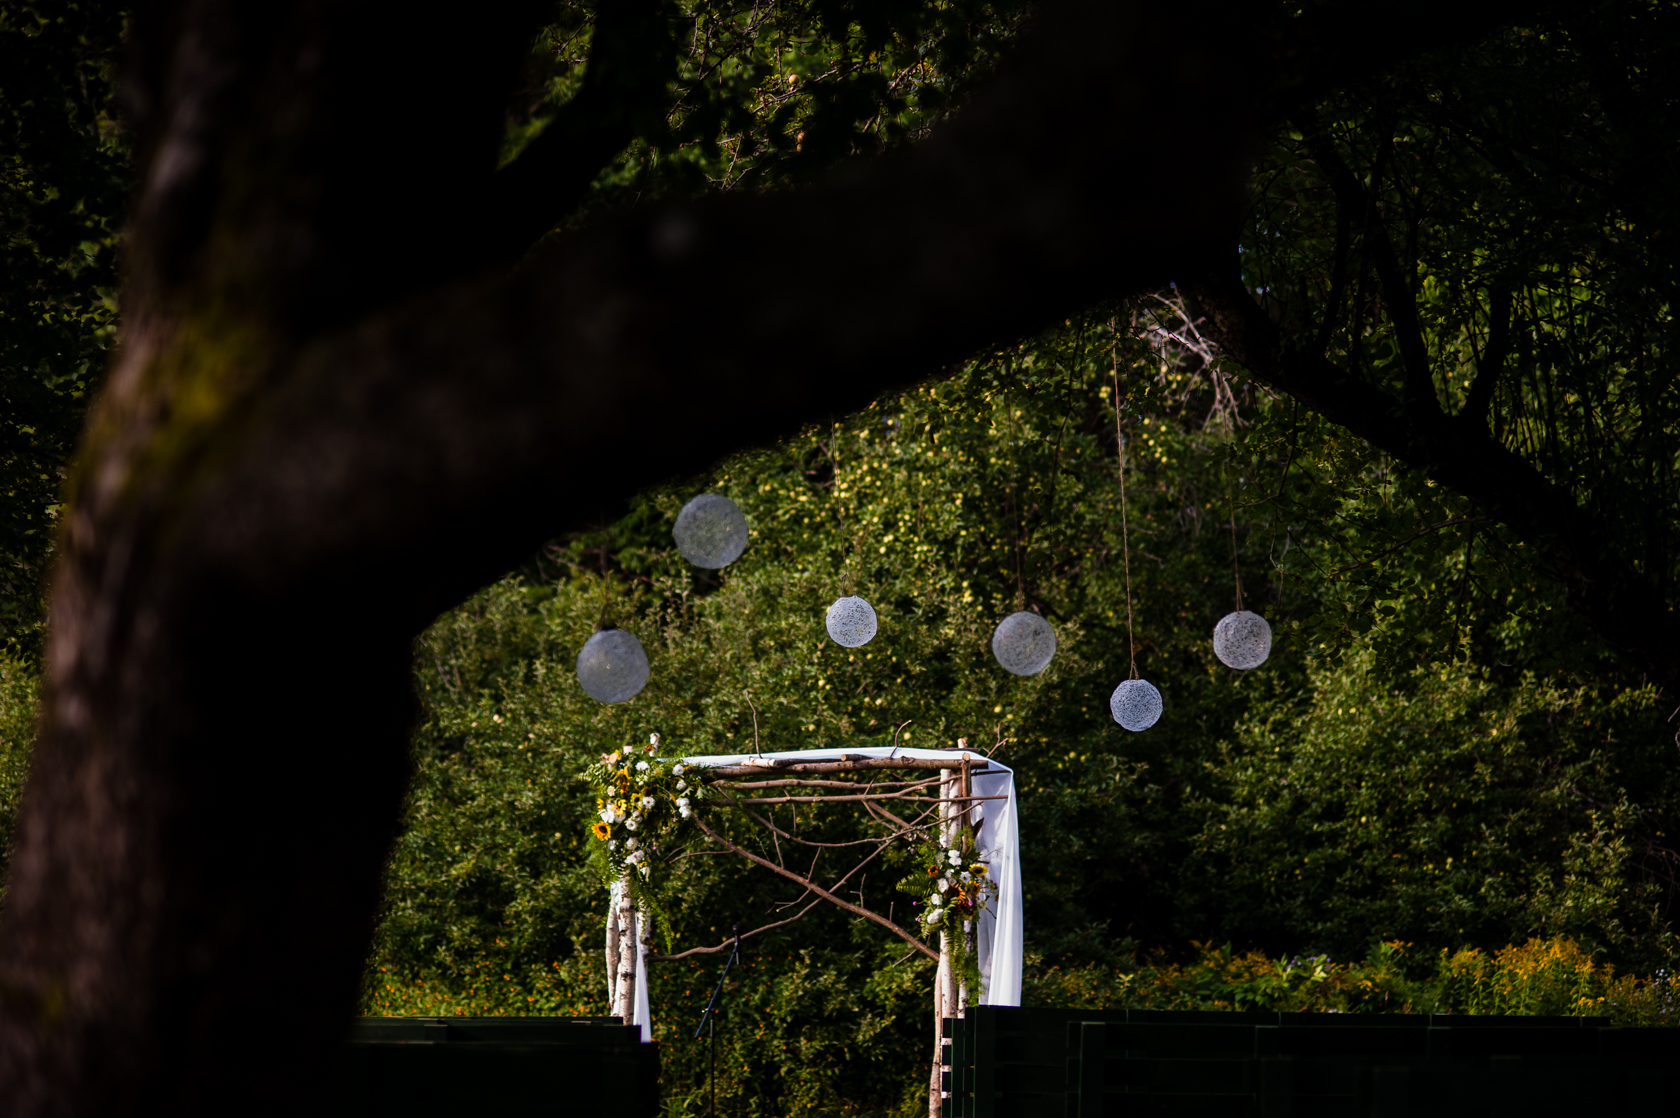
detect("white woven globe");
top-left (1213, 610), bottom-right (1272, 670)
top-left (673, 493), bottom-right (749, 569)
top-left (576, 629), bottom-right (651, 703)
top-left (1109, 678), bottom-right (1162, 732)
top-left (991, 611), bottom-right (1056, 676)
top-left (825, 596), bottom-right (877, 647)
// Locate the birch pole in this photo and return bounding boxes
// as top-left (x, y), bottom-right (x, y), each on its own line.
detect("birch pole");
top-left (605, 883), bottom-right (620, 1009)
top-left (930, 761), bottom-right (976, 1118)
top-left (611, 872), bottom-right (640, 1024)
top-left (929, 766), bottom-right (953, 1118)
top-left (957, 756), bottom-right (974, 1019)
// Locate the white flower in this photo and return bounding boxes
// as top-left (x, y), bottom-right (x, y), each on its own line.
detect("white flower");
top-left (626, 837), bottom-right (638, 851)
top-left (677, 796), bottom-right (690, 808)
top-left (608, 839), bottom-right (617, 849)
top-left (947, 850), bottom-right (961, 865)
top-left (676, 780), bottom-right (688, 792)
top-left (679, 804), bottom-right (692, 819)
top-left (625, 817), bottom-right (639, 831)
top-left (649, 732), bottom-right (661, 746)
top-left (625, 850), bottom-right (643, 865)
top-left (937, 878), bottom-right (949, 893)
top-left (637, 760), bottom-right (650, 772)
top-left (673, 763), bottom-right (685, 775)
top-left (599, 808), bottom-right (615, 824)
top-left (929, 892), bottom-right (943, 907)
top-left (925, 906), bottom-right (943, 924)
top-left (641, 795), bottom-right (655, 809)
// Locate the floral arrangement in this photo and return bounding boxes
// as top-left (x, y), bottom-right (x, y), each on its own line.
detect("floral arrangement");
top-left (584, 732), bottom-right (702, 892)
top-left (902, 840), bottom-right (996, 993)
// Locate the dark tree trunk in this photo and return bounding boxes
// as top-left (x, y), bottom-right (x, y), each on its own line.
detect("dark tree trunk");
top-left (0, 0), bottom-right (1265, 1111)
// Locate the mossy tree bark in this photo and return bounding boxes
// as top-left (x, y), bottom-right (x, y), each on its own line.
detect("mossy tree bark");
top-left (0, 0), bottom-right (1529, 1111)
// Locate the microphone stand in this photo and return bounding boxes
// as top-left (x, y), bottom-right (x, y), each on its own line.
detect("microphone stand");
top-left (694, 925), bottom-right (742, 1118)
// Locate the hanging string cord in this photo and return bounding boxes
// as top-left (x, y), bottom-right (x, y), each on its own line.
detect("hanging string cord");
top-left (830, 419), bottom-right (860, 597)
top-left (1010, 385), bottom-right (1026, 612)
top-left (1111, 319), bottom-right (1138, 681)
top-left (1227, 462), bottom-right (1245, 612)
top-left (595, 538), bottom-right (613, 631)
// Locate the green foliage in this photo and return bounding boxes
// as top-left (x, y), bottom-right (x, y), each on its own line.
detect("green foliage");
top-left (0, 650), bottom-right (36, 868)
top-left (363, 309), bottom-right (1680, 1114)
top-left (0, 0), bottom-right (127, 645)
top-left (509, 0), bottom-right (1031, 214)
top-left (1184, 639), bottom-right (1673, 962)
top-left (1241, 9), bottom-right (1680, 681)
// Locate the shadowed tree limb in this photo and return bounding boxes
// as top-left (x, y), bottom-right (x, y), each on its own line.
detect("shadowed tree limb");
top-left (1182, 272), bottom-right (1680, 689)
top-left (481, 0), bottom-right (681, 260)
top-left (1463, 282), bottom-right (1512, 429)
top-left (1295, 118), bottom-right (1442, 420)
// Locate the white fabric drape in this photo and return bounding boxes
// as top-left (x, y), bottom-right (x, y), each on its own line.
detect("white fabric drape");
top-left (632, 913), bottom-right (651, 1042)
top-left (677, 746), bottom-right (1023, 1006)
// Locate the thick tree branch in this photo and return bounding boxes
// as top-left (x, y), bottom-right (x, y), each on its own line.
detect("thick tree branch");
top-left (1183, 272), bottom-right (1680, 688)
top-left (1463, 283), bottom-right (1511, 429)
top-left (1298, 121), bottom-right (1441, 419)
top-left (482, 0), bottom-right (680, 260)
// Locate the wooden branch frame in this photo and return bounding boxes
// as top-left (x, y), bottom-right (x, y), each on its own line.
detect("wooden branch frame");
top-left (724, 792), bottom-right (1007, 806)
top-left (689, 812), bottom-right (940, 961)
top-left (634, 753), bottom-right (996, 1118)
top-left (700, 755), bottom-right (991, 778)
top-left (647, 899), bottom-right (821, 962)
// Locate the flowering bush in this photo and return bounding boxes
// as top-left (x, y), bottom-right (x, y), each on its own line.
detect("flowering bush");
top-left (1022, 937), bottom-right (1680, 1026)
top-left (584, 732), bottom-right (704, 893)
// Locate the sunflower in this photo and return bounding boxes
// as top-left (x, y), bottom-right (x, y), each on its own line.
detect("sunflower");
top-left (926, 865), bottom-right (940, 878)
top-left (591, 822), bottom-right (611, 841)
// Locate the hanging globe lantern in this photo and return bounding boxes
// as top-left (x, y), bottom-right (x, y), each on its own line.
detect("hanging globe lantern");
top-left (673, 493), bottom-right (749, 569)
top-left (991, 611), bottom-right (1056, 676)
top-left (1213, 610), bottom-right (1272, 670)
top-left (825, 596), bottom-right (877, 648)
top-left (1110, 678), bottom-right (1162, 732)
top-left (576, 628), bottom-right (650, 703)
